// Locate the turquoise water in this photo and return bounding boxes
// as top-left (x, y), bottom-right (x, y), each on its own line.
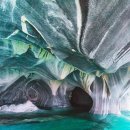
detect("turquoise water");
top-left (0, 110), bottom-right (130, 130)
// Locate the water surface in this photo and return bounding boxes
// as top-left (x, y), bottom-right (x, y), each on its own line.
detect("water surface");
top-left (0, 109), bottom-right (130, 130)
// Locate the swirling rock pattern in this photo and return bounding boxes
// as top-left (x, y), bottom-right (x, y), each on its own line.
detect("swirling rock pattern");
top-left (26, 79), bottom-right (53, 109)
top-left (0, 76), bottom-right (27, 106)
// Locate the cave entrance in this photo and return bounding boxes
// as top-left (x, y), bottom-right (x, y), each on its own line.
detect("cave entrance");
top-left (69, 87), bottom-right (93, 112)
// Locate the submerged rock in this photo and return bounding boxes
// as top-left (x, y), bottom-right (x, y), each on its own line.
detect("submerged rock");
top-left (0, 101), bottom-right (38, 113)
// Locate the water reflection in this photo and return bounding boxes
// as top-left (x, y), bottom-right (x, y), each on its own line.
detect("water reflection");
top-left (0, 109), bottom-right (130, 130)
